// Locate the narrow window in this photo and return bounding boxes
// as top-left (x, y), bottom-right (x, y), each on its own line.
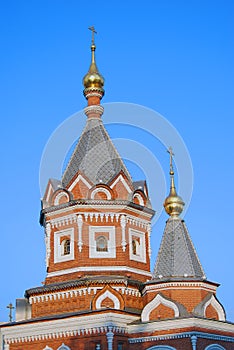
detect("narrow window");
top-left (132, 238), bottom-right (140, 255)
top-left (96, 236), bottom-right (108, 252)
top-left (63, 239), bottom-right (70, 255)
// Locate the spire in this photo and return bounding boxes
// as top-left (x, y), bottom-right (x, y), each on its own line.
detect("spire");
top-left (152, 147), bottom-right (206, 281)
top-left (83, 26), bottom-right (105, 118)
top-left (62, 29), bottom-right (132, 188)
top-left (164, 147), bottom-right (184, 217)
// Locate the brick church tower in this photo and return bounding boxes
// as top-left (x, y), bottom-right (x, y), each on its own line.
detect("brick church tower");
top-left (1, 31), bottom-right (234, 350)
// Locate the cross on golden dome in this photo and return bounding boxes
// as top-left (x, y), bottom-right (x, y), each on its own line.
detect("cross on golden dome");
top-left (88, 26), bottom-right (97, 46)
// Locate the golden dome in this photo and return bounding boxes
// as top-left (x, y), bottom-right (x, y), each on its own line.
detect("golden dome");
top-left (83, 44), bottom-right (104, 89)
top-left (164, 147), bottom-right (185, 217)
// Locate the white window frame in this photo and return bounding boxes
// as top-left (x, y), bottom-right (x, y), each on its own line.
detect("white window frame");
top-left (129, 228), bottom-right (146, 263)
top-left (89, 226), bottom-right (116, 258)
top-left (54, 228), bottom-right (74, 263)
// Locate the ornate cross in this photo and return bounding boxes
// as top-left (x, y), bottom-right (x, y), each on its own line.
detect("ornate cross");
top-left (88, 26), bottom-right (97, 45)
top-left (7, 303), bottom-right (14, 322)
top-left (167, 146), bottom-right (174, 174)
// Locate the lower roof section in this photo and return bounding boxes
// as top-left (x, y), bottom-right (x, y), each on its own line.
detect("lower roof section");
top-left (1, 311), bottom-right (234, 345)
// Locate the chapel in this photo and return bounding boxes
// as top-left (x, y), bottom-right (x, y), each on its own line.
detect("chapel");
top-left (0, 30), bottom-right (234, 350)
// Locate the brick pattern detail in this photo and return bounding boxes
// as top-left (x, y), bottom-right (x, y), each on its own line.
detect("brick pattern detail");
top-left (205, 303), bottom-right (219, 320)
top-left (149, 303), bottom-right (175, 321)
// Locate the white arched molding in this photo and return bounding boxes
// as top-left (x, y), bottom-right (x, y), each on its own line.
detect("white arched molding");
top-left (57, 344), bottom-right (71, 350)
top-left (133, 193), bottom-right (145, 206)
top-left (204, 295), bottom-right (226, 321)
top-left (91, 187), bottom-right (111, 200)
top-left (146, 346), bottom-right (176, 350)
top-left (205, 345), bottom-right (226, 350)
top-left (96, 290), bottom-right (120, 310)
top-left (141, 294), bottom-right (179, 322)
top-left (43, 347), bottom-right (53, 350)
top-left (54, 191), bottom-right (69, 205)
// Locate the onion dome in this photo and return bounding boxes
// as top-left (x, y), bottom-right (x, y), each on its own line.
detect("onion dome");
top-left (83, 43), bottom-right (104, 90)
top-left (164, 147), bottom-right (185, 217)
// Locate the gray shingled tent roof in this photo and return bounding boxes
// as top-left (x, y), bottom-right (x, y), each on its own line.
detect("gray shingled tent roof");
top-left (153, 217), bottom-right (205, 281)
top-left (62, 118), bottom-right (132, 188)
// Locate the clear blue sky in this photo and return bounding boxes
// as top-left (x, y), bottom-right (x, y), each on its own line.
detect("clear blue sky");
top-left (0, 1), bottom-right (233, 322)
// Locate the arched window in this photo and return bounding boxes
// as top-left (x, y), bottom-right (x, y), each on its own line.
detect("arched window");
top-left (96, 236), bottom-right (108, 252)
top-left (62, 239), bottom-right (70, 255)
top-left (132, 238), bottom-right (140, 255)
top-left (205, 345), bottom-right (226, 350)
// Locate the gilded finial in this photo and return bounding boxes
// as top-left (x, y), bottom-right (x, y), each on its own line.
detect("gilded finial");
top-left (83, 26), bottom-right (105, 91)
top-left (164, 147), bottom-right (184, 217)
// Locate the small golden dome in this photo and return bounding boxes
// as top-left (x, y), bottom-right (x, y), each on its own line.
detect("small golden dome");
top-left (83, 44), bottom-right (104, 89)
top-left (164, 177), bottom-right (185, 216)
top-left (164, 148), bottom-right (185, 217)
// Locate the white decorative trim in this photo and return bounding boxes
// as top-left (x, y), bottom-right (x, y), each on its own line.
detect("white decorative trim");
top-left (142, 282), bottom-right (217, 295)
top-left (68, 174), bottom-right (92, 192)
top-left (54, 191), bottom-right (69, 205)
top-left (128, 316), bottom-right (234, 335)
top-left (45, 204), bottom-right (152, 221)
top-left (89, 226), bottom-right (116, 258)
top-left (84, 105), bottom-right (104, 118)
top-left (141, 294), bottom-right (179, 322)
top-left (120, 215), bottom-right (127, 251)
top-left (43, 346), bottom-right (53, 350)
top-left (129, 228), bottom-right (146, 263)
top-left (96, 291), bottom-right (120, 309)
top-left (126, 215), bottom-right (149, 229)
top-left (47, 265), bottom-right (152, 278)
top-left (54, 228), bottom-right (74, 263)
top-left (50, 214), bottom-right (77, 228)
top-left (91, 187), bottom-right (111, 200)
top-left (77, 214), bottom-right (83, 252)
top-left (1, 312), bottom-right (133, 344)
top-left (204, 295), bottom-right (226, 321)
top-left (84, 212), bottom-right (120, 223)
top-left (48, 212), bottom-right (149, 229)
top-left (133, 193), bottom-right (144, 206)
top-left (45, 223), bottom-right (51, 268)
top-left (110, 174), bottom-right (131, 193)
top-left (29, 286), bottom-right (141, 305)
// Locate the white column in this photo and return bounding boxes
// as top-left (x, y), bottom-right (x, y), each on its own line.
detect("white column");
top-left (106, 327), bottom-right (114, 350)
top-left (147, 223), bottom-right (152, 258)
top-left (191, 335), bottom-right (197, 350)
top-left (45, 223), bottom-right (51, 268)
top-left (77, 214), bottom-right (83, 252)
top-left (120, 215), bottom-right (127, 252)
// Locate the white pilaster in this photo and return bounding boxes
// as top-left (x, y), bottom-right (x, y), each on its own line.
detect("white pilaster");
top-left (45, 223), bottom-right (51, 268)
top-left (106, 327), bottom-right (114, 350)
top-left (120, 215), bottom-right (127, 252)
top-left (77, 214), bottom-right (83, 252)
top-left (147, 223), bottom-right (152, 258)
